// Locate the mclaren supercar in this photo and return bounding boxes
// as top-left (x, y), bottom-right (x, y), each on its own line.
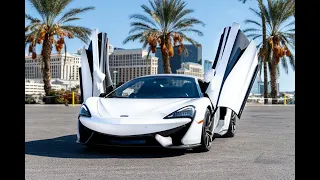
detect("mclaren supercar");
top-left (76, 22), bottom-right (259, 152)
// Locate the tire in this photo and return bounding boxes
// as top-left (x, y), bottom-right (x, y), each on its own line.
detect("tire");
top-left (224, 110), bottom-right (237, 138)
top-left (193, 108), bottom-right (214, 152)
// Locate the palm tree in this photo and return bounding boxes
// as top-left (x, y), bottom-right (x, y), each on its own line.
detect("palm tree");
top-left (25, 0), bottom-right (95, 95)
top-left (244, 0), bottom-right (295, 104)
top-left (123, 0), bottom-right (205, 73)
top-left (240, 0), bottom-right (269, 104)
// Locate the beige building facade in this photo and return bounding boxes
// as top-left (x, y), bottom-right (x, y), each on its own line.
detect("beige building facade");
top-left (25, 52), bottom-right (81, 81)
top-left (109, 48), bottom-right (158, 85)
top-left (176, 62), bottom-right (204, 79)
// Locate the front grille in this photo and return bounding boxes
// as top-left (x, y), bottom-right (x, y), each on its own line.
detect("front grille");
top-left (78, 120), bottom-right (192, 146)
top-left (91, 132), bottom-right (161, 147)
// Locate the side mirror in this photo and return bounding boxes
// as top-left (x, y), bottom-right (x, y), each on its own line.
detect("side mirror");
top-left (99, 93), bottom-right (108, 97)
top-left (99, 85), bottom-right (114, 97)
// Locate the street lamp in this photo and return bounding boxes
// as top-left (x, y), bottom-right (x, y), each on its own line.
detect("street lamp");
top-left (113, 70), bottom-right (118, 89)
top-left (69, 74), bottom-right (74, 91)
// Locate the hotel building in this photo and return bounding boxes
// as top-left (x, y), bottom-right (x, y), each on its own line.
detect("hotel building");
top-left (109, 48), bottom-right (158, 85)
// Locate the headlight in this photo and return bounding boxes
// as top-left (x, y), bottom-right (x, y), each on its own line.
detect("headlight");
top-left (164, 106), bottom-right (195, 119)
top-left (79, 104), bottom-right (91, 117)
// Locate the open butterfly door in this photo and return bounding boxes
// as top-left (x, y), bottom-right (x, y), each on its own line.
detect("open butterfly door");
top-left (205, 22), bottom-right (259, 118)
top-left (79, 29), bottom-right (113, 103)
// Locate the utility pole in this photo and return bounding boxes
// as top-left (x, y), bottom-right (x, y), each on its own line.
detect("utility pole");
top-left (69, 74), bottom-right (74, 91)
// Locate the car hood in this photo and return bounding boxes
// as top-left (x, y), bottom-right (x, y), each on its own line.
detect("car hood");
top-left (96, 98), bottom-right (195, 118)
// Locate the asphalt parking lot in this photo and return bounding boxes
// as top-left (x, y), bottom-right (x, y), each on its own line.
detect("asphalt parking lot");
top-left (25, 105), bottom-right (295, 180)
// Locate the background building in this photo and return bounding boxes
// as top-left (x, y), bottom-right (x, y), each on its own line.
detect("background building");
top-left (250, 76), bottom-right (280, 96)
top-left (203, 60), bottom-right (214, 73)
top-left (25, 52), bottom-right (81, 81)
top-left (250, 76), bottom-right (262, 95)
top-left (25, 52), bottom-right (82, 90)
top-left (176, 62), bottom-right (204, 80)
top-left (25, 79), bottom-right (63, 95)
top-left (109, 48), bottom-right (158, 85)
top-left (155, 44), bottom-right (202, 74)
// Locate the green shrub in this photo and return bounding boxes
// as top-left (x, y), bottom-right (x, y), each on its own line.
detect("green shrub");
top-left (44, 89), bottom-right (81, 104)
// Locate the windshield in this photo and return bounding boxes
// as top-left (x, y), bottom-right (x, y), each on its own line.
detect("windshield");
top-left (106, 76), bottom-right (201, 99)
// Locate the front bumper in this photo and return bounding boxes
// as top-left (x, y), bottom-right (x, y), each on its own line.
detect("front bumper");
top-left (77, 120), bottom-right (200, 149)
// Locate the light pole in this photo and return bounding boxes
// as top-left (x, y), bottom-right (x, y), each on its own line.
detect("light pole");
top-left (69, 74), bottom-right (74, 91)
top-left (113, 70), bottom-right (118, 89)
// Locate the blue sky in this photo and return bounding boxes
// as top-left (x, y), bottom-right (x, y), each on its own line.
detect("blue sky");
top-left (25, 0), bottom-right (295, 91)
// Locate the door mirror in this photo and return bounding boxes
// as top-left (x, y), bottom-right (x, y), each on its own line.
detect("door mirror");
top-left (99, 85), bottom-right (114, 97)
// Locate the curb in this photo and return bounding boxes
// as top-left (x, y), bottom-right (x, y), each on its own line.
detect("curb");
top-left (25, 104), bottom-right (82, 107)
top-left (246, 104), bottom-right (295, 107)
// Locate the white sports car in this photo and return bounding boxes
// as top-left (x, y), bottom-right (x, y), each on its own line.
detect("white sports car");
top-left (77, 22), bottom-right (259, 152)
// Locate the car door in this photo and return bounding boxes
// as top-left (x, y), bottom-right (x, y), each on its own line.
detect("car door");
top-left (205, 22), bottom-right (259, 118)
top-left (79, 30), bottom-right (113, 102)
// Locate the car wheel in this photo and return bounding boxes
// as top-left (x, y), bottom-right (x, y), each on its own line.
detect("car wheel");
top-left (194, 108), bottom-right (214, 152)
top-left (223, 110), bottom-right (237, 138)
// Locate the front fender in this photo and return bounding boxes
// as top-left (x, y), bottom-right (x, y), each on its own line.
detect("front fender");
top-left (181, 97), bottom-right (212, 145)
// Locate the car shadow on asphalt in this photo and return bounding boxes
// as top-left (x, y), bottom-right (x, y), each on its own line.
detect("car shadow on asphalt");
top-left (25, 134), bottom-right (189, 159)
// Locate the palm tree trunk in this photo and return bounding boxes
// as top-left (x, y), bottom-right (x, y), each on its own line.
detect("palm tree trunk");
top-left (42, 34), bottom-right (53, 95)
top-left (259, 0), bottom-right (268, 104)
top-left (263, 60), bottom-right (268, 103)
top-left (162, 53), bottom-right (172, 74)
top-left (270, 57), bottom-right (278, 104)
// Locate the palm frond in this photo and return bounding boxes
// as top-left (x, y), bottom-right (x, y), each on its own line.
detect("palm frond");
top-left (280, 57), bottom-right (288, 74)
top-left (249, 7), bottom-right (261, 18)
top-left (243, 28), bottom-right (261, 33)
top-left (60, 25), bottom-right (91, 44)
top-left (129, 26), bottom-right (156, 34)
top-left (280, 21), bottom-right (295, 31)
top-left (29, 0), bottom-right (46, 23)
top-left (178, 32), bottom-right (200, 46)
top-left (25, 13), bottom-right (41, 23)
top-left (178, 28), bottom-right (203, 36)
top-left (58, 7), bottom-right (95, 23)
top-left (129, 22), bottom-right (154, 30)
top-left (244, 19), bottom-right (262, 27)
top-left (145, 46), bottom-right (152, 65)
top-left (252, 35), bottom-right (262, 40)
top-left (239, 0), bottom-right (250, 3)
top-left (171, 18), bottom-right (205, 31)
top-left (150, 0), bottom-right (165, 28)
top-left (170, 9), bottom-right (193, 27)
top-left (123, 33), bottom-right (144, 44)
top-left (246, 33), bottom-right (261, 37)
top-left (129, 14), bottom-right (158, 28)
top-left (246, 33), bottom-right (262, 41)
top-left (60, 17), bottom-right (81, 23)
top-left (256, 42), bottom-right (262, 49)
top-left (285, 28), bottom-right (295, 32)
top-left (25, 23), bottom-right (41, 33)
top-left (287, 53), bottom-right (295, 71)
